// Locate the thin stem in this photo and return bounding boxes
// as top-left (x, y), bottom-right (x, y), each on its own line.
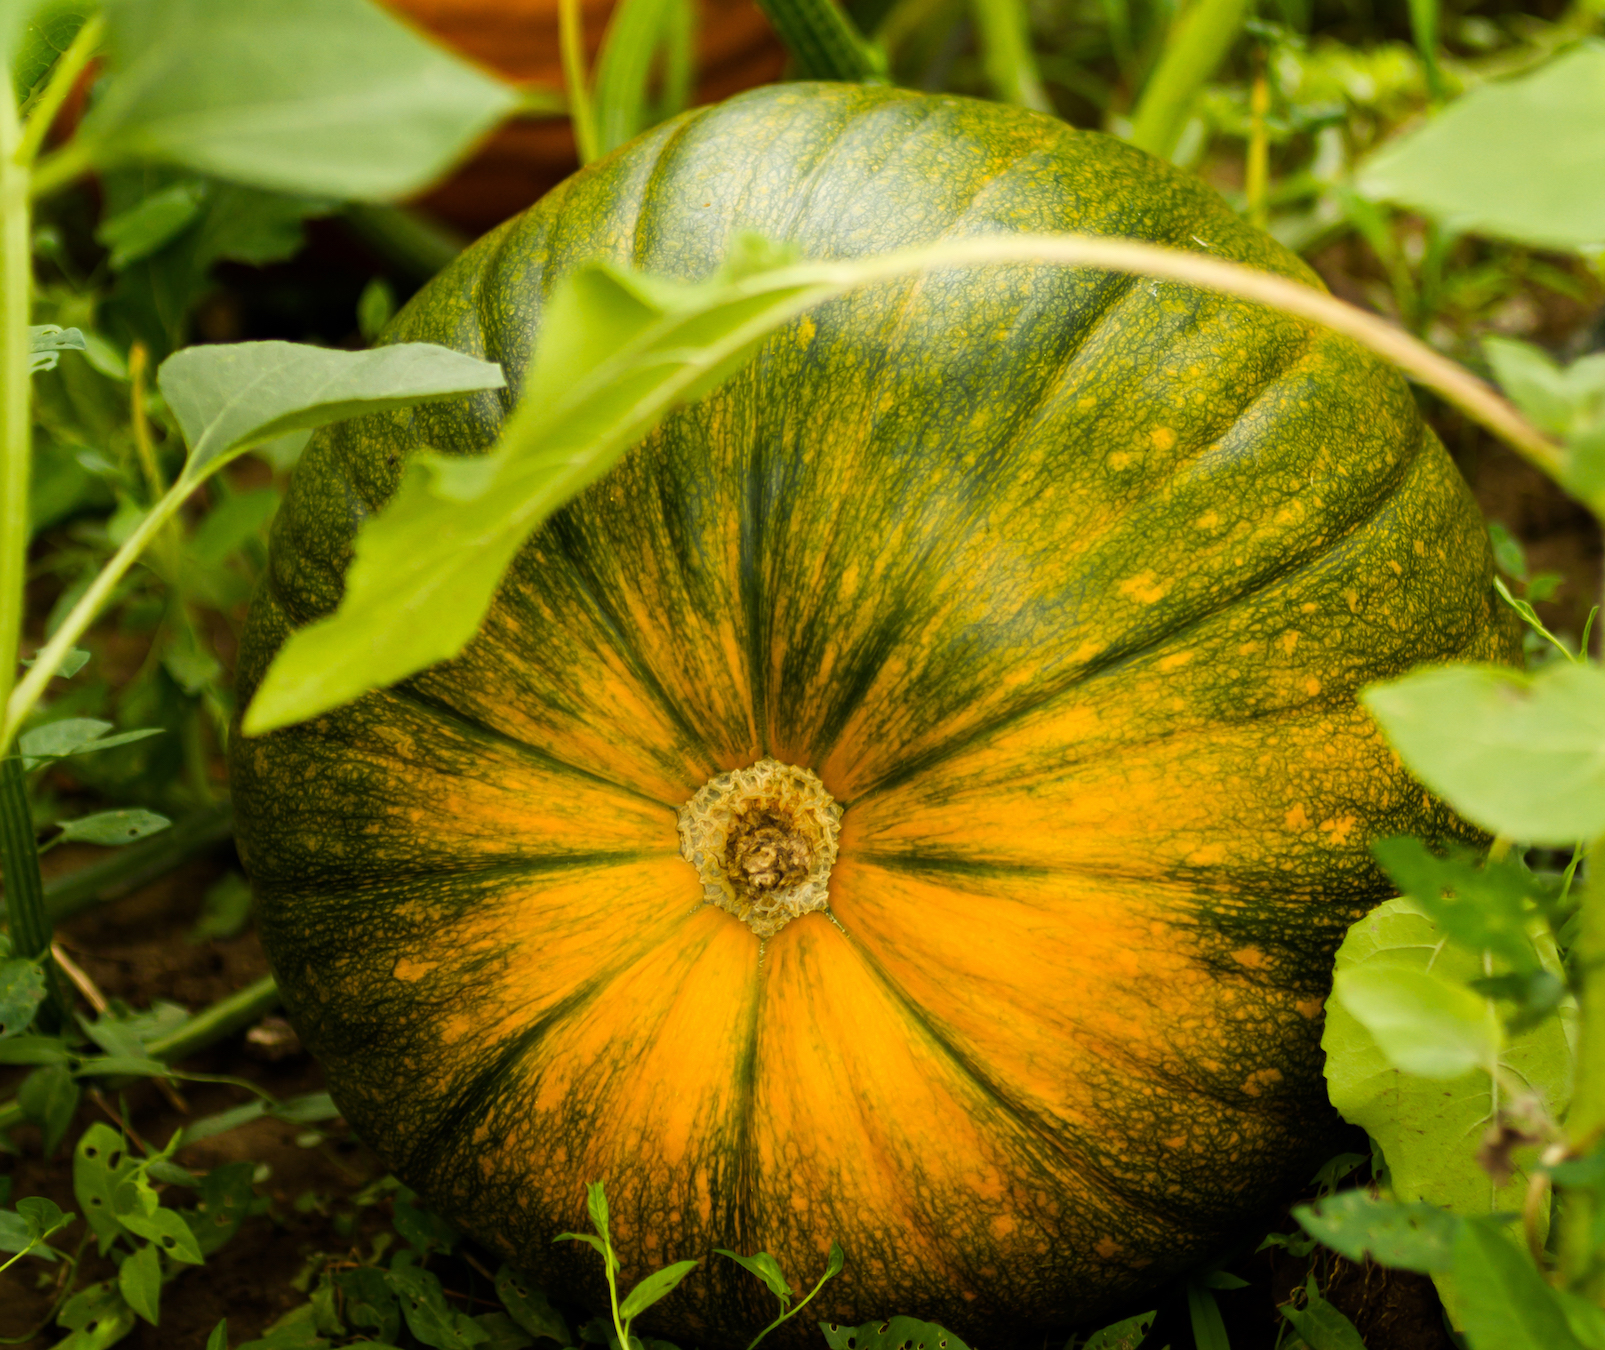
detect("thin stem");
top-left (1557, 839), bottom-right (1604, 1297)
top-left (750, 0), bottom-right (887, 82)
top-left (128, 344), bottom-right (166, 501)
top-left (0, 756), bottom-right (64, 1028)
top-left (743, 1260), bottom-right (840, 1350)
top-left (15, 15), bottom-right (105, 167)
top-left (4, 478), bottom-right (189, 747)
top-left (1128, 0), bottom-right (1253, 160)
top-left (1, 80), bottom-right (31, 728)
top-left (560, 0), bottom-right (600, 165)
top-left (969, 0), bottom-right (1052, 113)
top-left (1245, 63), bottom-right (1269, 231)
top-left (145, 974), bottom-right (280, 1062)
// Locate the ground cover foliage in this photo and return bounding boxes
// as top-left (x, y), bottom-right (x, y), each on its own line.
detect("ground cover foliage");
top-left (0, 0), bottom-right (1602, 1345)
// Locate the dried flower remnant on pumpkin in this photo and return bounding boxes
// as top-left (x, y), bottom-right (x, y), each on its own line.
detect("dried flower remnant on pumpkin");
top-left (677, 758), bottom-right (841, 937)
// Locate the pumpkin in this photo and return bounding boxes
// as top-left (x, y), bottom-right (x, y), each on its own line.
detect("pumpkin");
top-left (382, 0), bottom-right (784, 231)
top-left (230, 83), bottom-right (1518, 1345)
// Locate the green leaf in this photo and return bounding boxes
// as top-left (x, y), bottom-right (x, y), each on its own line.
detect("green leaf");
top-left (494, 1266), bottom-right (570, 1344)
top-left (1293, 1191), bottom-right (1459, 1273)
top-left (1323, 899), bottom-right (1574, 1316)
top-left (1483, 338), bottom-right (1605, 441)
top-left (714, 1248), bottom-right (792, 1302)
top-left (207, 1319), bottom-right (230, 1350)
top-left (1555, 1288), bottom-right (1605, 1350)
top-left (393, 1189), bottom-right (460, 1254)
top-left (0, 958), bottom-right (46, 1038)
top-left (1370, 837), bottom-right (1540, 973)
top-left (1361, 661), bottom-right (1605, 846)
top-left (29, 324), bottom-right (87, 373)
top-left (1279, 1278), bottom-right (1365, 1350)
top-left (619, 1259), bottom-right (698, 1319)
top-left (77, 0), bottom-right (520, 200)
top-left (119, 1241), bottom-right (163, 1325)
top-left (186, 1161), bottom-right (259, 1256)
top-left (1333, 963), bottom-right (1501, 1078)
top-left (187, 488), bottom-right (279, 571)
top-left (1451, 1220), bottom-right (1584, 1350)
top-left (386, 1262), bottom-right (491, 1349)
top-left (1487, 521), bottom-right (1528, 582)
top-left (335, 1266), bottom-right (402, 1344)
top-left (96, 181), bottom-right (210, 269)
top-left (1357, 40), bottom-right (1605, 249)
top-left (75, 1123), bottom-right (138, 1255)
top-left (19, 717), bottom-right (164, 769)
top-left (0, 1032), bottom-right (70, 1064)
top-left (1184, 1283), bottom-right (1229, 1350)
top-left (592, 0), bottom-right (686, 155)
top-left (188, 873), bottom-right (253, 943)
top-left (818, 1319), bottom-right (972, 1350)
top-left (157, 339), bottom-right (506, 482)
top-left (18, 1063), bottom-right (79, 1154)
top-left (241, 242), bottom-right (828, 735)
top-left (358, 278), bottom-right (398, 345)
top-left (55, 1281), bottom-right (138, 1349)
top-left (1076, 1313), bottom-right (1154, 1350)
top-left (476, 1310), bottom-right (538, 1350)
top-left (8, 0), bottom-right (92, 96)
top-left (56, 808), bottom-right (172, 846)
top-left (112, 1177), bottom-right (205, 1264)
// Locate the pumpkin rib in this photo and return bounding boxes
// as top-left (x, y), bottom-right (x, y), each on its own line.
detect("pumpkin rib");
top-left (840, 390), bottom-right (1429, 807)
top-left (390, 651), bottom-right (693, 811)
top-left (544, 511), bottom-right (733, 767)
top-left (818, 903), bottom-right (1198, 1232)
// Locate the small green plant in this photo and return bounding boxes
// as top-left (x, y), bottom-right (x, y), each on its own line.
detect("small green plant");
top-left (556, 1182), bottom-right (700, 1350)
top-left (715, 1240), bottom-right (845, 1350)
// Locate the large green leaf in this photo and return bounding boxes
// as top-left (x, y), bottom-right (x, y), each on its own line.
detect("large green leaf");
top-left (1361, 661), bottom-right (1605, 846)
top-left (1358, 41), bottom-right (1605, 249)
top-left (241, 241), bottom-right (832, 735)
top-left (77, 0), bottom-right (519, 200)
top-left (1324, 899), bottom-right (1573, 1316)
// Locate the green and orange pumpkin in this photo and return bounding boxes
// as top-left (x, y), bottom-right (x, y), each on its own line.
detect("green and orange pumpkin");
top-left (230, 83), bottom-right (1517, 1345)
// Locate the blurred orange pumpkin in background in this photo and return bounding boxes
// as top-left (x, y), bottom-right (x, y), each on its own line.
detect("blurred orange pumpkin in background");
top-left (382, 0), bottom-right (786, 233)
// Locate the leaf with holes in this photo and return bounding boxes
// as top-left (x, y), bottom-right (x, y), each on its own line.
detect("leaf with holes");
top-left (819, 1318), bottom-right (972, 1350)
top-left (112, 1176), bottom-right (204, 1264)
top-left (494, 1265), bottom-right (569, 1344)
top-left (55, 809), bottom-right (172, 847)
top-left (386, 1261), bottom-right (490, 1349)
top-left (75, 1124), bottom-right (139, 1255)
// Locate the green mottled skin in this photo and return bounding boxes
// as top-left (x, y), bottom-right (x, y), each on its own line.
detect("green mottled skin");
top-left (230, 84), bottom-right (1518, 1347)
